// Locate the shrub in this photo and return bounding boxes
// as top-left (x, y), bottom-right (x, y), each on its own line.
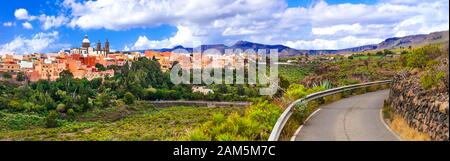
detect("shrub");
top-left (56, 103), bottom-right (66, 113)
top-left (0, 97), bottom-right (8, 110)
top-left (124, 92), bottom-right (136, 105)
top-left (188, 101), bottom-right (282, 141)
top-left (212, 113), bottom-right (225, 125)
top-left (22, 102), bottom-right (35, 112)
top-left (8, 100), bottom-right (22, 111)
top-left (420, 71), bottom-right (445, 90)
top-left (144, 87), bottom-right (157, 100)
top-left (45, 110), bottom-right (59, 128)
top-left (0, 112), bottom-right (46, 130)
top-left (284, 84), bottom-right (308, 100)
top-left (16, 72), bottom-right (26, 82)
top-left (67, 109), bottom-right (75, 120)
top-left (405, 45), bottom-right (443, 69)
top-left (189, 129), bottom-right (210, 141)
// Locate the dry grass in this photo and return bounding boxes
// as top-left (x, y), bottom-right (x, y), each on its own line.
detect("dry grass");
top-left (389, 115), bottom-right (431, 141)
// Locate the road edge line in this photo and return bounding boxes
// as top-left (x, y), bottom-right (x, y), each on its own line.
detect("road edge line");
top-left (290, 108), bottom-right (322, 141)
top-left (379, 108), bottom-right (403, 141)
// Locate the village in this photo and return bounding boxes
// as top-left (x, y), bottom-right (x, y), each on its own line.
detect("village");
top-left (0, 35), bottom-right (262, 82)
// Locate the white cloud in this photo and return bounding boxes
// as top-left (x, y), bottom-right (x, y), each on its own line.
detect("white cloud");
top-left (14, 8), bottom-right (29, 19)
top-left (312, 23), bottom-right (363, 35)
top-left (284, 36), bottom-right (384, 50)
top-left (13, 8), bottom-right (68, 30)
top-left (7, 0), bottom-right (444, 50)
top-left (38, 15), bottom-right (69, 30)
top-left (2, 22), bottom-right (15, 27)
top-left (22, 22), bottom-right (33, 29)
top-left (14, 8), bottom-right (36, 20)
top-left (0, 31), bottom-right (60, 55)
top-left (123, 45), bottom-right (130, 51)
top-left (133, 36), bottom-right (168, 50)
top-left (132, 25), bottom-right (197, 49)
top-left (378, 0), bottom-right (434, 5)
top-left (59, 0), bottom-right (448, 50)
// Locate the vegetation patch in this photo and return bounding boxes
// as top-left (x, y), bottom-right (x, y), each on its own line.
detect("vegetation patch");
top-left (389, 115), bottom-right (431, 141)
top-left (0, 106), bottom-right (242, 141)
top-left (186, 101), bottom-right (281, 141)
top-left (278, 65), bottom-right (312, 83)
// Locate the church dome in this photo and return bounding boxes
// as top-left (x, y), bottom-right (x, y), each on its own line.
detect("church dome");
top-left (82, 35), bottom-right (90, 44)
top-left (82, 35), bottom-right (90, 48)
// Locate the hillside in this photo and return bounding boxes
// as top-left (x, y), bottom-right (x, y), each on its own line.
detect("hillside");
top-left (142, 30), bottom-right (449, 57)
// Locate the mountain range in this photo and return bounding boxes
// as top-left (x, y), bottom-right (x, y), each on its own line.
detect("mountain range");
top-left (144, 30), bottom-right (449, 57)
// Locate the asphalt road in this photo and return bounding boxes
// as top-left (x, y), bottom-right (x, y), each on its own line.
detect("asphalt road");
top-left (295, 90), bottom-right (400, 141)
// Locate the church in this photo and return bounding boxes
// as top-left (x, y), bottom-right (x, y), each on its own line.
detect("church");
top-left (70, 35), bottom-right (110, 57)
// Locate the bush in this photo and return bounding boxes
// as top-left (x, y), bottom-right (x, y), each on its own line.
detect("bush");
top-left (16, 72), bottom-right (26, 81)
top-left (124, 92), bottom-right (136, 105)
top-left (189, 129), bottom-right (210, 141)
top-left (8, 100), bottom-right (22, 111)
top-left (56, 103), bottom-right (66, 113)
top-left (284, 84), bottom-right (308, 100)
top-left (188, 101), bottom-right (282, 141)
top-left (405, 45), bottom-right (443, 69)
top-left (67, 109), bottom-right (75, 120)
top-left (0, 97), bottom-right (8, 110)
top-left (0, 112), bottom-right (46, 130)
top-left (46, 110), bottom-right (59, 128)
top-left (420, 71), bottom-right (445, 90)
top-left (144, 87), bottom-right (157, 100)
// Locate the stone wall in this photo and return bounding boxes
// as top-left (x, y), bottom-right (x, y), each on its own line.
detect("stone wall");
top-left (387, 70), bottom-right (449, 141)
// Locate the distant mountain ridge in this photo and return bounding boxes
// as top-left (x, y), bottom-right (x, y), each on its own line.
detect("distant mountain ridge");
top-left (143, 30), bottom-right (448, 57)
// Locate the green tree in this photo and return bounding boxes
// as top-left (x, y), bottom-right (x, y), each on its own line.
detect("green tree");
top-left (16, 72), bottom-right (26, 81)
top-left (94, 93), bottom-right (112, 108)
top-left (383, 49), bottom-right (394, 55)
top-left (95, 63), bottom-right (107, 71)
top-left (59, 70), bottom-right (73, 78)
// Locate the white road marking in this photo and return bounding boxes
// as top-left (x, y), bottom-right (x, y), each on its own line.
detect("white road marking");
top-left (379, 108), bottom-right (403, 141)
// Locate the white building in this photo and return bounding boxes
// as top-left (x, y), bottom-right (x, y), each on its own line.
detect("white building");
top-left (19, 60), bottom-right (33, 69)
top-left (70, 35), bottom-right (109, 57)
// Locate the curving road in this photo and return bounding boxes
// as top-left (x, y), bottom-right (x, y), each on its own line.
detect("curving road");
top-left (294, 90), bottom-right (400, 141)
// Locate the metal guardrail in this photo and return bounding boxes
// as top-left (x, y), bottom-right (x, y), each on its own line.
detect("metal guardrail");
top-left (268, 80), bottom-right (392, 141)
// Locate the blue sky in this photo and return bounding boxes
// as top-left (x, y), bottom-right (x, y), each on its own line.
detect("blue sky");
top-left (0, 0), bottom-right (179, 52)
top-left (0, 0), bottom-right (448, 54)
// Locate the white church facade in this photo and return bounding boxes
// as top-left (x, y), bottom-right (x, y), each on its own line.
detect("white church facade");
top-left (70, 35), bottom-right (110, 57)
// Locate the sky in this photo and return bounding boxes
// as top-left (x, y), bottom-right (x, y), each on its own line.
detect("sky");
top-left (0, 0), bottom-right (448, 54)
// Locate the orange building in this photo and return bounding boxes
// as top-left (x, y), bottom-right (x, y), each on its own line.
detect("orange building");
top-left (144, 50), bottom-right (156, 59)
top-left (82, 56), bottom-right (97, 67)
top-left (34, 60), bottom-right (66, 81)
top-left (0, 62), bottom-right (20, 73)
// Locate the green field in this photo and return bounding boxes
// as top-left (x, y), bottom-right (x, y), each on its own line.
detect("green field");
top-left (351, 55), bottom-right (385, 60)
top-left (278, 65), bottom-right (312, 83)
top-left (0, 105), bottom-right (243, 141)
